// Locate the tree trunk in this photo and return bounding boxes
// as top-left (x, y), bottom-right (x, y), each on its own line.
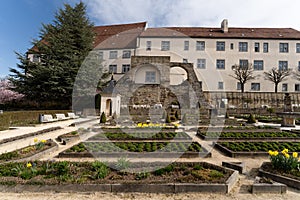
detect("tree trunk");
top-left (275, 84), bottom-right (278, 93)
top-left (241, 83), bottom-right (244, 93)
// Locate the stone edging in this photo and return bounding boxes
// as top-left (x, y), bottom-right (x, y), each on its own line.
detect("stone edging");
top-left (258, 162), bottom-right (300, 190)
top-left (222, 161), bottom-right (245, 174)
top-left (58, 151), bottom-right (212, 159)
top-left (0, 170), bottom-right (238, 193)
top-left (214, 142), bottom-right (269, 157)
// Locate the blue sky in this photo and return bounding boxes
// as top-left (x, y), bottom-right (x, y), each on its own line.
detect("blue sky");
top-left (1, 0), bottom-right (300, 78)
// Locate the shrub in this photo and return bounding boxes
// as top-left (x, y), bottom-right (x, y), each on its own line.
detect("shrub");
top-left (91, 161), bottom-right (110, 179)
top-left (247, 114), bottom-right (256, 123)
top-left (115, 157), bottom-right (131, 172)
top-left (100, 112), bottom-right (106, 123)
top-left (165, 113), bottom-right (171, 123)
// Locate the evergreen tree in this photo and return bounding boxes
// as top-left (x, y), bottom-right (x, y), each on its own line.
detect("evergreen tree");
top-left (10, 2), bottom-right (95, 108)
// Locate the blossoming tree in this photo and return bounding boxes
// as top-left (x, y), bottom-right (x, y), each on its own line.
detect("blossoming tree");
top-left (0, 79), bottom-right (24, 104)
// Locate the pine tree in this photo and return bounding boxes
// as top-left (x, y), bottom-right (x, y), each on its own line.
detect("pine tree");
top-left (10, 2), bottom-right (95, 108)
top-left (100, 112), bottom-right (106, 123)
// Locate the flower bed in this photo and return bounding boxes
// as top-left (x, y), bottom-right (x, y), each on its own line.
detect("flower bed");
top-left (214, 142), bottom-right (300, 157)
top-left (59, 142), bottom-right (211, 158)
top-left (0, 161), bottom-right (238, 193)
top-left (0, 139), bottom-right (56, 162)
top-left (88, 131), bottom-right (191, 141)
top-left (198, 131), bottom-right (299, 141)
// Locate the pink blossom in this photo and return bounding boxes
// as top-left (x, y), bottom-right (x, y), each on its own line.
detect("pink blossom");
top-left (0, 79), bottom-right (24, 104)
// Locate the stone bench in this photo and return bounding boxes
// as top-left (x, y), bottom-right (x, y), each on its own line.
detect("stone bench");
top-left (55, 113), bottom-right (70, 120)
top-left (42, 114), bottom-right (58, 123)
top-left (67, 112), bottom-right (79, 119)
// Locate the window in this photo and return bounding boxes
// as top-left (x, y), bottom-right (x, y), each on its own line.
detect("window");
top-left (184, 41), bottom-right (189, 50)
top-left (145, 71), bottom-right (156, 83)
top-left (196, 41), bottom-right (205, 51)
top-left (216, 59), bottom-right (225, 69)
top-left (279, 61), bottom-right (288, 71)
top-left (109, 65), bottom-right (117, 73)
top-left (239, 42), bottom-right (248, 52)
top-left (122, 64), bottom-right (130, 73)
top-left (32, 54), bottom-right (40, 63)
top-left (263, 43), bottom-right (269, 53)
top-left (109, 51), bottom-right (118, 59)
top-left (98, 51), bottom-right (104, 60)
top-left (297, 43), bottom-right (300, 53)
top-left (122, 50), bottom-right (131, 59)
top-left (282, 83), bottom-right (288, 92)
top-left (254, 42), bottom-right (260, 52)
top-left (146, 41), bottom-right (151, 51)
top-left (298, 61), bottom-right (300, 71)
top-left (197, 59), bottom-right (206, 69)
top-left (253, 60), bottom-right (264, 70)
top-left (161, 41), bottom-right (170, 51)
top-left (295, 84), bottom-right (300, 92)
top-left (230, 43), bottom-right (234, 50)
top-left (279, 43), bottom-right (289, 53)
top-left (237, 82), bottom-right (241, 90)
top-left (183, 58), bottom-right (188, 63)
top-left (218, 82), bottom-right (224, 90)
top-left (216, 41), bottom-right (225, 51)
top-left (251, 83), bottom-right (260, 91)
top-left (239, 59), bottom-right (249, 69)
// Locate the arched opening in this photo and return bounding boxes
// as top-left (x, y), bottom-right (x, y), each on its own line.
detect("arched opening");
top-left (106, 99), bottom-right (112, 116)
top-left (170, 67), bottom-right (188, 85)
top-left (134, 64), bottom-right (161, 84)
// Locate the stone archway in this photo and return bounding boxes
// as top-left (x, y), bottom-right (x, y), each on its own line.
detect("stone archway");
top-left (170, 62), bottom-right (207, 108)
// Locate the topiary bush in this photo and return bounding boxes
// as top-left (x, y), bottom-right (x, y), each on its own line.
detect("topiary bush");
top-left (100, 112), bottom-right (106, 123)
top-left (247, 114), bottom-right (256, 123)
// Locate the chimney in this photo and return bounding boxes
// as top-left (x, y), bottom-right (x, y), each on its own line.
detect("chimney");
top-left (221, 19), bottom-right (228, 33)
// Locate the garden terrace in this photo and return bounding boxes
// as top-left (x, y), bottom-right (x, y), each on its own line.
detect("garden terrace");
top-left (197, 131), bottom-right (300, 141)
top-left (215, 142), bottom-right (300, 157)
top-left (59, 142), bottom-right (211, 158)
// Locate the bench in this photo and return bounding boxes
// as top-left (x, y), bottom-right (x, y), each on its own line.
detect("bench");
top-left (42, 114), bottom-right (58, 123)
top-left (55, 113), bottom-right (70, 120)
top-left (67, 112), bottom-right (79, 119)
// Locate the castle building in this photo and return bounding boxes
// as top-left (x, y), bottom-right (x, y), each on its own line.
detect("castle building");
top-left (86, 20), bottom-right (300, 93)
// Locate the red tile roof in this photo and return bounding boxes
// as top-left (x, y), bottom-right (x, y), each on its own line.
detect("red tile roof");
top-left (140, 27), bottom-right (300, 39)
top-left (93, 22), bottom-right (146, 48)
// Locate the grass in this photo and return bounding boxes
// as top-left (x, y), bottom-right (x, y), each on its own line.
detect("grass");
top-left (0, 110), bottom-right (71, 130)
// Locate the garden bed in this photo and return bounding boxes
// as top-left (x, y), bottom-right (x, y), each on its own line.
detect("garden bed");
top-left (0, 161), bottom-right (237, 193)
top-left (59, 142), bottom-right (211, 158)
top-left (259, 162), bottom-right (300, 190)
top-left (0, 127), bottom-right (61, 145)
top-left (87, 131), bottom-right (191, 141)
top-left (0, 139), bottom-right (57, 162)
top-left (214, 142), bottom-right (300, 157)
top-left (198, 131), bottom-right (300, 141)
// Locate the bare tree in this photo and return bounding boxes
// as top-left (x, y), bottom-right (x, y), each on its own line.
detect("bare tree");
top-left (264, 68), bottom-right (291, 93)
top-left (293, 70), bottom-right (300, 81)
top-left (230, 64), bottom-right (256, 93)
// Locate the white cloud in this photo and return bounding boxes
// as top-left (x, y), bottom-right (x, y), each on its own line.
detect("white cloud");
top-left (87, 0), bottom-right (300, 30)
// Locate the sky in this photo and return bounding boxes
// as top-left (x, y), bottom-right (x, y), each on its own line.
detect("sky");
top-left (1, 0), bottom-right (300, 78)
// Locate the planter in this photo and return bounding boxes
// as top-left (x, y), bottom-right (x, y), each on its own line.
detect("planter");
top-left (251, 176), bottom-right (287, 194)
top-left (259, 162), bottom-right (300, 190)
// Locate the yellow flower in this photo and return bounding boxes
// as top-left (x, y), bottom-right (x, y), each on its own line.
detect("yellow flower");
top-left (281, 148), bottom-right (288, 154)
top-left (34, 138), bottom-right (38, 143)
top-left (284, 153), bottom-right (290, 158)
top-left (137, 123), bottom-right (142, 127)
top-left (268, 150), bottom-right (273, 156)
top-left (273, 151), bottom-right (278, 156)
top-left (293, 152), bottom-right (298, 158)
top-left (27, 162), bottom-right (32, 168)
top-left (41, 139), bottom-right (47, 143)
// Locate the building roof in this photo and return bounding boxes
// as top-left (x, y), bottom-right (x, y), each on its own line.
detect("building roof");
top-left (93, 22), bottom-right (146, 49)
top-left (140, 27), bottom-right (300, 40)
